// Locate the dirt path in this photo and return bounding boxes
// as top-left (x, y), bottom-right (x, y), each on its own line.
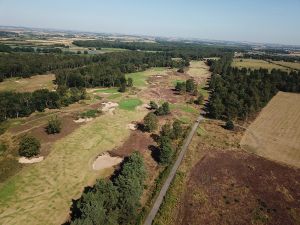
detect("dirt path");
top-left (143, 114), bottom-right (204, 225)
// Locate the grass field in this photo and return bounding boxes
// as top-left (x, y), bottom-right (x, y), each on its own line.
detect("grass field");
top-left (232, 58), bottom-right (289, 71)
top-left (119, 98), bottom-right (143, 111)
top-left (241, 92), bottom-right (300, 168)
top-left (126, 67), bottom-right (168, 88)
top-left (271, 61), bottom-right (300, 71)
top-left (0, 74), bottom-right (56, 92)
top-left (0, 109), bottom-right (147, 225)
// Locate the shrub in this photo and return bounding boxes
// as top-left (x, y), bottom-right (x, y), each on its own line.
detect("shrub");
top-left (156, 102), bottom-right (170, 116)
top-left (149, 101), bottom-right (158, 110)
top-left (143, 112), bottom-right (158, 132)
top-left (172, 120), bottom-right (182, 139)
top-left (19, 136), bottom-right (41, 158)
top-left (225, 120), bottom-right (234, 130)
top-left (195, 93), bottom-right (204, 105)
top-left (46, 116), bottom-right (62, 134)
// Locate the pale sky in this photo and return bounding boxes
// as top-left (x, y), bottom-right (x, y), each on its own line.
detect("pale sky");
top-left (0, 0), bottom-right (299, 45)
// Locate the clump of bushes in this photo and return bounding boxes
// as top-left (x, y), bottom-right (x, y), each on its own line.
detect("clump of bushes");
top-left (143, 112), bottom-right (158, 132)
top-left (19, 135), bottom-right (41, 158)
top-left (46, 116), bottom-right (62, 134)
top-left (155, 102), bottom-right (170, 116)
top-left (225, 120), bottom-right (234, 130)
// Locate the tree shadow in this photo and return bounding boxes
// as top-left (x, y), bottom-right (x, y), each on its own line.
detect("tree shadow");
top-left (150, 133), bottom-right (160, 143)
top-left (136, 122), bottom-right (147, 132)
top-left (148, 145), bottom-right (160, 163)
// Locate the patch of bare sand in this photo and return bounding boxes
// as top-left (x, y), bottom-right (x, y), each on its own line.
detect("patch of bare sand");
top-left (101, 102), bottom-right (119, 115)
top-left (19, 156), bottom-right (44, 164)
top-left (92, 153), bottom-right (123, 170)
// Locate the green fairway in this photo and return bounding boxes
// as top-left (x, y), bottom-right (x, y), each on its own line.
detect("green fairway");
top-left (126, 67), bottom-right (167, 88)
top-left (119, 98), bottom-right (143, 111)
top-left (94, 88), bottom-right (119, 94)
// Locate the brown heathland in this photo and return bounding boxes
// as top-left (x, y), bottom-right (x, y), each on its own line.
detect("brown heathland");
top-left (241, 92), bottom-right (300, 168)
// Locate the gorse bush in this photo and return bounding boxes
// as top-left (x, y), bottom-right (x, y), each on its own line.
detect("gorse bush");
top-left (46, 116), bottom-right (62, 134)
top-left (18, 135), bottom-right (41, 158)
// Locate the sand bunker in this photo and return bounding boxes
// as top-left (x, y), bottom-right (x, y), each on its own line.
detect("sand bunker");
top-left (101, 102), bottom-right (119, 115)
top-left (92, 153), bottom-right (123, 170)
top-left (19, 156), bottom-right (44, 164)
top-left (127, 123), bottom-right (137, 130)
top-left (74, 118), bottom-right (93, 123)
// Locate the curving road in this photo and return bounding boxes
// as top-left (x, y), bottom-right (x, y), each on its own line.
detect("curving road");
top-left (143, 114), bottom-right (204, 225)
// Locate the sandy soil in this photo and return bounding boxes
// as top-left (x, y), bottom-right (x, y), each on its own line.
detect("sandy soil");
top-left (18, 156), bottom-right (44, 164)
top-left (92, 153), bottom-right (122, 170)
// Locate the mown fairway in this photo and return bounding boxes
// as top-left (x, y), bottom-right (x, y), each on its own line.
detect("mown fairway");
top-left (0, 109), bottom-right (146, 225)
top-left (241, 92), bottom-right (300, 168)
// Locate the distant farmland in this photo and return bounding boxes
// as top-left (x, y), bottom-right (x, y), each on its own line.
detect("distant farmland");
top-left (241, 92), bottom-right (300, 168)
top-left (232, 58), bottom-right (289, 71)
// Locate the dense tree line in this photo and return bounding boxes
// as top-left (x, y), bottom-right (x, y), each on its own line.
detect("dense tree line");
top-left (73, 40), bottom-right (236, 60)
top-left (0, 88), bottom-right (85, 121)
top-left (70, 152), bottom-right (146, 225)
top-left (0, 53), bottom-right (98, 79)
top-left (55, 51), bottom-right (188, 88)
top-left (208, 56), bottom-right (300, 120)
top-left (0, 44), bottom-right (63, 54)
top-left (242, 53), bottom-right (300, 62)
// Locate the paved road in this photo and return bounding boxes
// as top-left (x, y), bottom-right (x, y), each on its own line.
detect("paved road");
top-left (143, 114), bottom-right (204, 225)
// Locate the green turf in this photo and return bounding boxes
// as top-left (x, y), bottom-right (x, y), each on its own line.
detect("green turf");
top-left (119, 98), bottom-right (143, 111)
top-left (0, 179), bottom-right (16, 202)
top-left (108, 93), bottom-right (122, 100)
top-left (94, 88), bottom-right (119, 94)
top-left (126, 71), bottom-right (148, 88)
top-left (170, 103), bottom-right (199, 114)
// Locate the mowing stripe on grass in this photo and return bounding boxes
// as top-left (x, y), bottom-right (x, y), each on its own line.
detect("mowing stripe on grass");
top-left (119, 98), bottom-right (143, 111)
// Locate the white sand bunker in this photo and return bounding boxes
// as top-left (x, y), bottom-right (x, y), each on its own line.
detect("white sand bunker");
top-left (127, 123), bottom-right (137, 130)
top-left (19, 156), bottom-right (44, 164)
top-left (92, 153), bottom-right (123, 171)
top-left (74, 118), bottom-right (93, 123)
top-left (101, 102), bottom-right (119, 115)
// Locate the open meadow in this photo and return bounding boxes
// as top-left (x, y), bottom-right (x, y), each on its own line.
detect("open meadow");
top-left (241, 91), bottom-right (300, 168)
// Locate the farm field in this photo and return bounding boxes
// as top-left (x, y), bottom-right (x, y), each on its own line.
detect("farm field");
top-left (0, 60), bottom-right (210, 225)
top-left (241, 91), bottom-right (300, 168)
top-left (271, 60), bottom-right (300, 71)
top-left (0, 74), bottom-right (56, 92)
top-left (232, 58), bottom-right (289, 71)
top-left (154, 119), bottom-right (300, 225)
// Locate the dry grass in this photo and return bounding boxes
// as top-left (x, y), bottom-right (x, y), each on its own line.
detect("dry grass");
top-left (241, 92), bottom-right (300, 168)
top-left (0, 109), bottom-right (147, 225)
top-left (0, 74), bottom-right (56, 92)
top-left (187, 61), bottom-right (211, 84)
top-left (232, 58), bottom-right (289, 71)
top-left (271, 61), bottom-right (300, 70)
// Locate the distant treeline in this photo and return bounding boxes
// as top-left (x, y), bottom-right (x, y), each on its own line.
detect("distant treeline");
top-left (73, 40), bottom-right (236, 59)
top-left (0, 53), bottom-right (98, 80)
top-left (0, 44), bottom-right (63, 54)
top-left (69, 152), bottom-right (146, 225)
top-left (207, 55), bottom-right (300, 120)
top-left (242, 53), bottom-right (300, 62)
top-left (0, 87), bottom-right (85, 121)
top-left (55, 51), bottom-right (188, 88)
